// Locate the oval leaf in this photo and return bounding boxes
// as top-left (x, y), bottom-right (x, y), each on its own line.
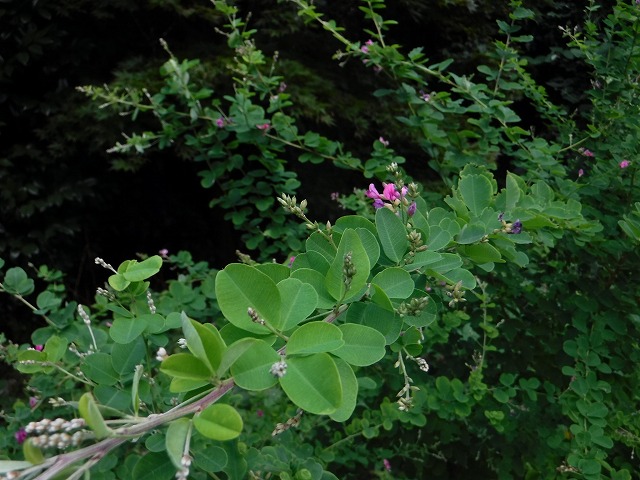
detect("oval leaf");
top-left (375, 208), bottom-right (408, 263)
top-left (287, 322), bottom-right (344, 355)
top-left (123, 256), bottom-right (163, 282)
top-left (332, 324), bottom-right (386, 366)
top-left (230, 339), bottom-right (280, 391)
top-left (194, 404), bottom-right (243, 441)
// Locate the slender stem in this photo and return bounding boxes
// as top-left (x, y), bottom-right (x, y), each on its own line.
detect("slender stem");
top-left (0, 283), bottom-right (56, 328)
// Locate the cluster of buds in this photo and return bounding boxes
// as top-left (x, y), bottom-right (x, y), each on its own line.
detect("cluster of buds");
top-left (247, 307), bottom-right (265, 326)
top-left (496, 213), bottom-right (523, 235)
top-left (342, 251), bottom-right (356, 290)
top-left (236, 250), bottom-right (257, 265)
top-left (175, 454), bottom-right (192, 480)
top-left (445, 281), bottom-right (466, 308)
top-left (155, 347), bottom-right (169, 362)
top-left (277, 193), bottom-right (334, 243)
top-left (269, 357), bottom-right (288, 378)
top-left (272, 409), bottom-right (303, 436)
top-left (146, 290), bottom-right (156, 314)
top-left (23, 417), bottom-right (88, 450)
top-left (405, 230), bottom-right (428, 264)
top-left (395, 296), bottom-right (430, 318)
top-left (77, 305), bottom-right (92, 326)
top-left (396, 384), bottom-right (419, 412)
top-left (94, 257), bottom-right (116, 273)
top-left (409, 356), bottom-right (430, 373)
top-left (96, 287), bottom-right (115, 301)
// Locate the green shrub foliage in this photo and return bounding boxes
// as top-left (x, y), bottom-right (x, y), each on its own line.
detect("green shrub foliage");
top-left (1, 1), bottom-right (640, 479)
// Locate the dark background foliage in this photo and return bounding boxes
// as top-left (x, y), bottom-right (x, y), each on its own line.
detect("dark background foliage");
top-left (0, 0), bottom-right (601, 338)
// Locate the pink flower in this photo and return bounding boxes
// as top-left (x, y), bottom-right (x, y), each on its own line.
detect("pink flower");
top-left (378, 137), bottom-right (389, 147)
top-left (408, 202), bottom-right (417, 216)
top-left (29, 397), bottom-right (38, 408)
top-left (578, 169), bottom-right (584, 177)
top-left (579, 148), bottom-right (594, 157)
top-left (256, 409), bottom-right (264, 418)
top-left (159, 248), bottom-right (169, 258)
top-left (383, 459), bottom-right (391, 471)
top-left (620, 160), bottom-right (631, 169)
top-left (215, 118), bottom-right (225, 128)
top-left (34, 345), bottom-right (43, 351)
top-left (420, 91), bottom-right (431, 102)
top-left (288, 256), bottom-right (295, 268)
top-left (256, 123), bottom-right (270, 131)
top-left (15, 428), bottom-right (27, 444)
top-left (366, 184), bottom-right (383, 200)
top-left (361, 39), bottom-right (374, 53)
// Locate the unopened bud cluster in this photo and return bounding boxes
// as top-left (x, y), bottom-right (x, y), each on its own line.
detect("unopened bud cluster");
top-left (405, 230), bottom-right (427, 264)
top-left (175, 455), bottom-right (192, 480)
top-left (342, 251), bottom-right (356, 290)
top-left (77, 305), bottom-right (92, 325)
top-left (445, 281), bottom-right (466, 307)
top-left (272, 410), bottom-right (303, 436)
top-left (146, 290), bottom-right (156, 314)
top-left (96, 287), bottom-right (115, 300)
top-left (277, 193), bottom-right (308, 217)
top-left (94, 257), bottom-right (116, 273)
top-left (247, 307), bottom-right (265, 326)
top-left (24, 417), bottom-right (88, 449)
top-left (270, 358), bottom-right (288, 378)
top-left (395, 296), bottom-right (430, 317)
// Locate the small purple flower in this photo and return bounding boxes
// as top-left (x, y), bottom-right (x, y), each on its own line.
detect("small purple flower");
top-left (256, 123), bottom-right (270, 131)
top-left (420, 91), bottom-right (431, 102)
top-left (330, 192), bottom-right (340, 201)
top-left (278, 82), bottom-right (287, 92)
top-left (383, 459), bottom-right (392, 472)
top-left (579, 148), bottom-right (594, 157)
top-left (578, 169), bottom-right (584, 177)
top-left (256, 409), bottom-right (264, 418)
top-left (509, 220), bottom-right (523, 235)
top-left (29, 397), bottom-right (38, 408)
top-left (378, 137), bottom-right (389, 147)
top-left (34, 345), bottom-right (43, 351)
top-left (215, 118), bottom-right (225, 128)
top-left (15, 428), bottom-right (27, 444)
top-left (620, 160), bottom-right (631, 169)
top-left (373, 199), bottom-right (385, 209)
top-left (288, 256), bottom-right (295, 268)
top-left (366, 183), bottom-right (383, 200)
top-left (407, 202), bottom-right (417, 217)
top-left (159, 248), bottom-right (169, 258)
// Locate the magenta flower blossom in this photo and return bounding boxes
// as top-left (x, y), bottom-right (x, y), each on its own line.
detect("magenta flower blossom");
top-left (373, 199), bottom-right (384, 209)
top-left (215, 118), bottom-right (225, 128)
top-left (366, 183), bottom-right (408, 210)
top-left (15, 428), bottom-right (27, 444)
top-left (383, 459), bottom-right (392, 472)
top-left (287, 256), bottom-right (295, 268)
top-left (34, 345), bottom-right (43, 351)
top-left (159, 248), bottom-right (169, 258)
top-left (29, 397), bottom-right (38, 408)
top-left (578, 169), bottom-right (584, 177)
top-left (420, 91), bottom-right (431, 102)
top-left (256, 123), bottom-right (270, 131)
top-left (509, 220), bottom-right (523, 235)
top-left (378, 137), bottom-right (389, 147)
top-left (620, 160), bottom-right (631, 169)
top-left (407, 202), bottom-right (417, 216)
top-left (579, 148), bottom-right (594, 157)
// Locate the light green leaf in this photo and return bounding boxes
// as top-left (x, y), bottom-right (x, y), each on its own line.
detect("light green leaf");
top-left (505, 172), bottom-right (521, 212)
top-left (181, 313), bottom-right (225, 373)
top-left (194, 404), bottom-right (243, 441)
top-left (123, 256), bottom-right (163, 282)
top-left (325, 229), bottom-right (370, 301)
top-left (306, 231), bottom-right (337, 263)
top-left (329, 358), bottom-right (358, 422)
top-left (108, 273), bottom-right (131, 291)
top-left (459, 174), bottom-right (493, 216)
top-left (166, 419), bottom-right (191, 469)
top-left (278, 278), bottom-right (318, 331)
top-left (347, 302), bottom-right (402, 344)
top-left (216, 264), bottom-right (281, 334)
top-left (291, 268), bottom-right (335, 309)
top-left (160, 353), bottom-right (211, 381)
top-left (287, 322), bottom-right (344, 355)
top-left (78, 392), bottom-right (111, 439)
top-left (230, 339), bottom-right (280, 391)
top-left (255, 263), bottom-right (290, 284)
top-left (23, 440), bottom-right (44, 465)
top-left (279, 353), bottom-right (342, 415)
top-left (332, 324), bottom-right (386, 366)
top-left (425, 225), bottom-right (452, 251)
top-left (375, 208), bottom-right (408, 262)
top-left (0, 461), bottom-right (33, 474)
top-left (44, 335), bottom-right (67, 363)
top-left (3, 267), bottom-right (34, 295)
top-left (456, 223), bottom-right (486, 244)
top-left (372, 267), bottom-right (414, 299)
top-left (112, 337), bottom-right (146, 375)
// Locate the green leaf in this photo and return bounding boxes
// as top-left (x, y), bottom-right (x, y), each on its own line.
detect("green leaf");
top-left (426, 253), bottom-right (463, 274)
top-left (181, 313), bottom-right (226, 373)
top-left (459, 174), bottom-right (493, 216)
top-left (217, 338), bottom-right (259, 377)
top-left (332, 324), bottom-right (386, 366)
top-left (160, 353), bottom-right (212, 381)
top-left (23, 440), bottom-right (45, 465)
top-left (108, 273), bottom-right (131, 291)
top-left (15, 349), bottom-right (47, 374)
top-left (403, 250), bottom-right (442, 270)
top-left (3, 267), bottom-right (34, 295)
top-left (329, 358), bottom-right (358, 422)
top-left (287, 322), bottom-right (344, 355)
top-left (44, 335), bottom-right (67, 363)
top-left (456, 223), bottom-right (486, 244)
top-left (325, 229), bottom-right (370, 301)
top-left (36, 291), bottom-right (62, 312)
top-left (255, 263), bottom-right (291, 284)
top-left (112, 337), bottom-right (146, 375)
top-left (306, 231), bottom-right (337, 263)
top-left (192, 445), bottom-right (228, 472)
top-left (505, 172), bottom-right (521, 213)
top-left (403, 291), bottom-right (438, 328)
top-left (216, 264), bottom-right (281, 334)
top-left (375, 208), bottom-right (408, 262)
top-left (78, 392), bottom-right (111, 439)
top-left (278, 278), bottom-right (318, 331)
top-left (356, 227), bottom-right (380, 267)
top-left (372, 267), bottom-right (414, 299)
top-left (460, 243), bottom-right (503, 264)
top-left (291, 268), bottom-right (335, 309)
top-left (81, 353), bottom-right (120, 386)
top-left (123, 256), bottom-right (163, 282)
top-left (110, 316), bottom-right (148, 344)
top-left (166, 419), bottom-right (191, 469)
top-left (230, 339), bottom-right (280, 391)
top-left (347, 302), bottom-right (402, 344)
top-left (194, 404), bottom-right (243, 441)
top-left (132, 452), bottom-right (174, 480)
top-left (425, 225), bottom-right (452, 251)
top-left (279, 353), bottom-right (342, 415)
